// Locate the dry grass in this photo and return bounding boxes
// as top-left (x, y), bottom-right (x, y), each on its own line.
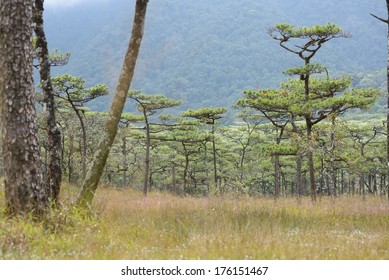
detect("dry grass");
top-left (1, 184), bottom-right (389, 259)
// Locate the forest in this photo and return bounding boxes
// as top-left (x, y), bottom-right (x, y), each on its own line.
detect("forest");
top-left (0, 0), bottom-right (389, 261)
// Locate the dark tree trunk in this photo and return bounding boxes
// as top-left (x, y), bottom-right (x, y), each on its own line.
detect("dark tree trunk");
top-left (172, 165), bottom-right (177, 194)
top-left (274, 153), bottom-right (280, 200)
top-left (73, 107), bottom-right (87, 180)
top-left (143, 112), bottom-right (150, 196)
top-left (68, 134), bottom-right (74, 183)
top-left (306, 123), bottom-right (317, 202)
top-left (182, 143), bottom-right (190, 194)
top-left (211, 122), bottom-right (218, 192)
top-left (121, 136), bottom-right (128, 186)
top-left (0, 0), bottom-right (48, 215)
top-left (77, 0), bottom-right (148, 207)
top-left (33, 0), bottom-right (62, 205)
top-left (296, 154), bottom-right (303, 202)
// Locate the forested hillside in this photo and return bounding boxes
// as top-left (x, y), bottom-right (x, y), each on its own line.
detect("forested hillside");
top-left (44, 0), bottom-right (387, 112)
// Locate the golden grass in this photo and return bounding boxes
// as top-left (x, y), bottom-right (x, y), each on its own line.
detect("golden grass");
top-left (1, 184), bottom-right (389, 259)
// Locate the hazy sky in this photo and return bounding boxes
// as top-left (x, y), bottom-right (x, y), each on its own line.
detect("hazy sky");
top-left (45, 0), bottom-right (108, 7)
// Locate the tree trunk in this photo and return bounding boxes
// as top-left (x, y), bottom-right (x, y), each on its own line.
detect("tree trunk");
top-left (211, 123), bottom-right (218, 191)
top-left (73, 108), bottom-right (87, 180)
top-left (68, 134), bottom-right (74, 183)
top-left (306, 123), bottom-right (317, 202)
top-left (143, 114), bottom-right (150, 196)
top-left (122, 136), bottom-right (127, 186)
top-left (77, 0), bottom-right (148, 207)
top-left (274, 153), bottom-right (280, 200)
top-left (33, 0), bottom-right (62, 205)
top-left (360, 173), bottom-right (365, 199)
top-left (182, 143), bottom-right (190, 194)
top-left (0, 0), bottom-right (47, 215)
top-left (296, 154), bottom-right (303, 202)
top-left (172, 165), bottom-right (177, 194)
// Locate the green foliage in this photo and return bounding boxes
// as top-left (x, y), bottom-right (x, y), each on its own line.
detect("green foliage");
top-left (270, 23), bottom-right (345, 38)
top-left (283, 63), bottom-right (327, 76)
top-left (120, 112), bottom-right (144, 123)
top-left (51, 74), bottom-right (109, 111)
top-left (128, 90), bottom-right (182, 116)
top-left (182, 107), bottom-right (227, 124)
top-left (32, 36), bottom-right (71, 67)
top-left (281, 77), bottom-right (380, 118)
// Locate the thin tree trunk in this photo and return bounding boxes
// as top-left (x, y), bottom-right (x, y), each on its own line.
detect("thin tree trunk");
top-left (303, 57), bottom-right (316, 203)
top-left (68, 134), bottom-right (74, 183)
top-left (74, 108), bottom-right (87, 179)
top-left (274, 153), bottom-right (280, 200)
top-left (77, 0), bottom-right (149, 207)
top-left (307, 124), bottom-right (317, 202)
top-left (182, 143), bottom-right (189, 194)
top-left (296, 154), bottom-right (302, 202)
top-left (0, 0), bottom-right (47, 215)
top-left (122, 136), bottom-right (127, 186)
top-left (211, 123), bottom-right (218, 191)
top-left (33, 0), bottom-right (62, 204)
top-left (360, 173), bottom-right (365, 199)
top-left (172, 165), bottom-right (177, 194)
top-left (143, 113), bottom-right (150, 196)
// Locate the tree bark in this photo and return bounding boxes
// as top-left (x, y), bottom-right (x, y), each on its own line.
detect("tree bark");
top-left (274, 153), bottom-right (280, 199)
top-left (77, 0), bottom-right (148, 207)
top-left (74, 107), bottom-right (87, 179)
top-left (306, 123), bottom-right (317, 202)
top-left (296, 154), bottom-right (303, 202)
top-left (33, 0), bottom-right (62, 205)
top-left (143, 110), bottom-right (151, 196)
top-left (0, 0), bottom-right (47, 215)
top-left (211, 122), bottom-right (219, 192)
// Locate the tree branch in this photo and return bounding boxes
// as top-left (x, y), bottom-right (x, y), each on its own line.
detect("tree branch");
top-left (370, 13), bottom-right (389, 24)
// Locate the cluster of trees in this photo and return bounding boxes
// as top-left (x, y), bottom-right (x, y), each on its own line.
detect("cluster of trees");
top-left (0, 0), bottom-right (388, 219)
top-left (32, 86), bottom-right (386, 201)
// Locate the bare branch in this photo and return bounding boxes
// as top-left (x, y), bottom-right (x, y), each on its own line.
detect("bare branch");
top-left (370, 13), bottom-right (389, 24)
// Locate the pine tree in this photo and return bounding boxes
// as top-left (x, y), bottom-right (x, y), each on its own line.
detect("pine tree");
top-left (267, 23), bottom-right (379, 202)
top-left (0, 0), bottom-right (48, 215)
top-left (128, 91), bottom-right (181, 195)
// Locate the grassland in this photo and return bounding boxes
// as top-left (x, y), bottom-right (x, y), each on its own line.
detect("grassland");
top-left (1, 184), bottom-right (389, 259)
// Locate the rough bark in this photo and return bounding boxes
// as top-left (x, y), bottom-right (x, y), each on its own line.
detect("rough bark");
top-left (0, 0), bottom-right (47, 215)
top-left (77, 0), bottom-right (148, 207)
top-left (33, 0), bottom-right (62, 204)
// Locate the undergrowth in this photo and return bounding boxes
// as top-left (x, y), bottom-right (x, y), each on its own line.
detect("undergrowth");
top-left (1, 183), bottom-right (389, 259)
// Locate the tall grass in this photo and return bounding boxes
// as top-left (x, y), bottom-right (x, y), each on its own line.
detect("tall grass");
top-left (1, 184), bottom-right (389, 259)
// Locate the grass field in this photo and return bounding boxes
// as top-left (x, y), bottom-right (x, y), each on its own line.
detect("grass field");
top-left (1, 184), bottom-right (389, 259)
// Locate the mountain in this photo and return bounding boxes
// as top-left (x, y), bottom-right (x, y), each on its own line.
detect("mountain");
top-left (43, 0), bottom-right (387, 113)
